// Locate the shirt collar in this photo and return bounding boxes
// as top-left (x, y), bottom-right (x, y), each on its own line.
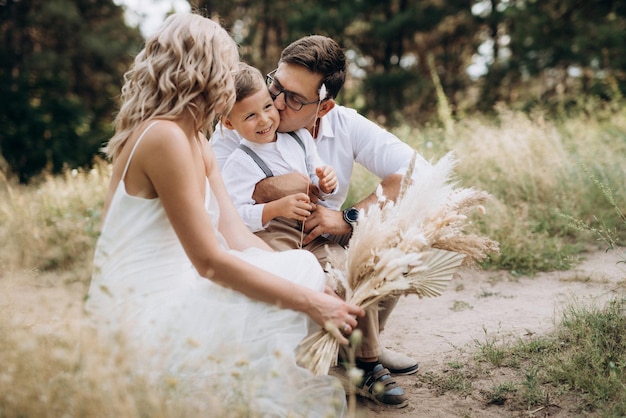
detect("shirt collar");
top-left (314, 107), bottom-right (336, 142)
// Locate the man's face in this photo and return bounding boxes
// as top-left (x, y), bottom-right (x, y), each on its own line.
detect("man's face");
top-left (269, 62), bottom-right (323, 134)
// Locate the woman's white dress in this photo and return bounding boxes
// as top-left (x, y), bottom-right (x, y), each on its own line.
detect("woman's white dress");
top-left (85, 123), bottom-right (346, 417)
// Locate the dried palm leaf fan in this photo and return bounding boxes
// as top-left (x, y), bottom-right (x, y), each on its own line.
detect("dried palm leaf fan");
top-left (296, 152), bottom-right (500, 376)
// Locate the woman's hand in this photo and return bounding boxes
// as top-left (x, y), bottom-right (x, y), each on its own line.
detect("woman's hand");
top-left (308, 291), bottom-right (365, 345)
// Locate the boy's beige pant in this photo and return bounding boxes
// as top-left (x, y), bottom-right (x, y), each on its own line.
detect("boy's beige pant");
top-left (255, 218), bottom-right (398, 359)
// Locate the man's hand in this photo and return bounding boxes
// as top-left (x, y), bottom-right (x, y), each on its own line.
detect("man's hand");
top-left (253, 172), bottom-right (320, 204)
top-left (302, 205), bottom-right (351, 244)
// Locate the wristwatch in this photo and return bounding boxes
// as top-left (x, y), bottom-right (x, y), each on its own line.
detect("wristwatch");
top-left (342, 207), bottom-right (359, 228)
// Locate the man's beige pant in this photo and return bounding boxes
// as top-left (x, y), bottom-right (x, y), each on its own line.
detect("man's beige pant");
top-left (256, 218), bottom-right (398, 359)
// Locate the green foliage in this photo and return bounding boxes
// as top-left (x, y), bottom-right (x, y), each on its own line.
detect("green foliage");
top-left (3, 0), bottom-right (626, 179)
top-left (197, 0), bottom-right (626, 126)
top-left (560, 161), bottom-right (626, 263)
top-left (4, 106), bottom-right (619, 276)
top-left (552, 298), bottom-right (626, 410)
top-left (482, 0), bottom-right (626, 112)
top-left (0, 0), bottom-right (143, 182)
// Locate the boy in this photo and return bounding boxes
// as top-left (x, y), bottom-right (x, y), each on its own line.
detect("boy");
top-left (221, 62), bottom-right (342, 267)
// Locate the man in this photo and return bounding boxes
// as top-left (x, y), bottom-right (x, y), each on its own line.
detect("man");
top-left (211, 35), bottom-right (431, 408)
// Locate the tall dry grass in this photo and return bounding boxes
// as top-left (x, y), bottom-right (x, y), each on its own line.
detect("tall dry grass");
top-left (1, 105), bottom-right (624, 415)
top-left (0, 320), bottom-right (259, 417)
top-left (347, 106), bottom-right (626, 274)
top-left (0, 161), bottom-right (109, 275)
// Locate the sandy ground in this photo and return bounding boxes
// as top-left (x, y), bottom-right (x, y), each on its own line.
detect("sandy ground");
top-left (1, 247), bottom-right (625, 417)
top-left (360, 247), bottom-right (626, 417)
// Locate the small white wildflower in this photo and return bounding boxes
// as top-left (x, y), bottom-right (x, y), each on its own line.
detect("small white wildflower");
top-left (375, 184), bottom-right (387, 204)
top-left (347, 367), bottom-right (364, 385)
top-left (318, 84), bottom-right (327, 101)
top-left (349, 329), bottom-right (363, 346)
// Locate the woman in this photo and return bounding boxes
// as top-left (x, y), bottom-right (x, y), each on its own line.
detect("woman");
top-left (85, 13), bottom-right (363, 417)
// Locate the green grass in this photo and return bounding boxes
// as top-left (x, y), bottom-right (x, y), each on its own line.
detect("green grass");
top-left (469, 297), bottom-right (626, 415)
top-left (417, 296), bottom-right (626, 416)
top-left (2, 106), bottom-right (624, 276)
top-left (0, 162), bottom-right (108, 274)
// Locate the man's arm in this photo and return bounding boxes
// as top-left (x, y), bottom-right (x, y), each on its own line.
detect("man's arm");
top-left (252, 173), bottom-right (320, 204)
top-left (302, 173), bottom-right (403, 245)
top-left (353, 173), bottom-right (403, 210)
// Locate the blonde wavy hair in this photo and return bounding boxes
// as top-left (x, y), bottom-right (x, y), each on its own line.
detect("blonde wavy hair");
top-left (104, 13), bottom-right (239, 159)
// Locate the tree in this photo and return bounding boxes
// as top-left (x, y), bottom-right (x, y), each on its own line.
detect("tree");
top-left (0, 0), bottom-right (143, 182)
top-left (285, 0), bottom-right (482, 125)
top-left (191, 0), bottom-right (483, 125)
top-left (191, 0), bottom-right (288, 72)
top-left (478, 0), bottom-right (626, 112)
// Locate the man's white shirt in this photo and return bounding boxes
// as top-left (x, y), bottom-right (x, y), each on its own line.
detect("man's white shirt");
top-left (211, 105), bottom-right (431, 212)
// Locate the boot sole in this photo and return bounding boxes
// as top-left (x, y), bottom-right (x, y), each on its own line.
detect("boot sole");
top-left (355, 387), bottom-right (409, 409)
top-left (387, 363), bottom-right (419, 376)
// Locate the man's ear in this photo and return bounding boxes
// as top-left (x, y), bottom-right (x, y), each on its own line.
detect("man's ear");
top-left (222, 116), bottom-right (235, 130)
top-left (316, 98), bottom-right (335, 118)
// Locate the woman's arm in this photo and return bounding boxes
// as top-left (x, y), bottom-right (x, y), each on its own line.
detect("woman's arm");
top-left (202, 140), bottom-right (276, 251)
top-left (137, 124), bottom-right (363, 337)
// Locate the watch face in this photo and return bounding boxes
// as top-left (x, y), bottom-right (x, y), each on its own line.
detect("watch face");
top-left (345, 208), bottom-right (359, 223)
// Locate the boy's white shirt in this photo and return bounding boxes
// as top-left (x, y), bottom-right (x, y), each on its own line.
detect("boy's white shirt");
top-left (221, 127), bottom-right (336, 232)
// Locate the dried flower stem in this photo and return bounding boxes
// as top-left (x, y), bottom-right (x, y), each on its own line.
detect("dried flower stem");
top-left (296, 152), bottom-right (500, 376)
top-left (299, 182), bottom-right (309, 249)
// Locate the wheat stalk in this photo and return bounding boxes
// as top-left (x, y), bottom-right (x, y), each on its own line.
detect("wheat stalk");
top-left (299, 181), bottom-right (310, 249)
top-left (296, 151), bottom-right (499, 375)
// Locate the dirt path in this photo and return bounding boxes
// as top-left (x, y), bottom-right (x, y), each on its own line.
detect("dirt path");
top-left (360, 248), bottom-right (625, 417)
top-left (1, 248), bottom-right (624, 417)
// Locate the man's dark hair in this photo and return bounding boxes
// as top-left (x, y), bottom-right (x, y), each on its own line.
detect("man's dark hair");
top-left (279, 35), bottom-right (347, 99)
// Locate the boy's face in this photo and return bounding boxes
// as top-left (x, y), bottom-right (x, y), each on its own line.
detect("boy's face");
top-left (224, 88), bottom-right (280, 144)
top-left (270, 62), bottom-right (323, 134)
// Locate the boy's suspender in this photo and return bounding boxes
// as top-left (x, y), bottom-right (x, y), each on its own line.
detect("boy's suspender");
top-left (238, 131), bottom-right (306, 179)
top-left (287, 131), bottom-right (306, 153)
top-left (238, 144), bottom-right (274, 177)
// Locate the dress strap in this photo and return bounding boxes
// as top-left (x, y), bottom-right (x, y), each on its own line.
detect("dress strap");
top-left (120, 121), bottom-right (160, 180)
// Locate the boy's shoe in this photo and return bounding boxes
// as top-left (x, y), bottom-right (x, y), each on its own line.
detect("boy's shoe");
top-left (356, 363), bottom-right (408, 408)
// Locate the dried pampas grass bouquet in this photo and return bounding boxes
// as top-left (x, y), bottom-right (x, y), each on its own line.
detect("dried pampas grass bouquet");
top-left (296, 151), bottom-right (500, 376)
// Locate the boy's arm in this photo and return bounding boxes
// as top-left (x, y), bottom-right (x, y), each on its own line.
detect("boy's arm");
top-left (252, 172), bottom-right (320, 204)
top-left (208, 122), bottom-right (242, 170)
top-left (221, 152), bottom-right (269, 233)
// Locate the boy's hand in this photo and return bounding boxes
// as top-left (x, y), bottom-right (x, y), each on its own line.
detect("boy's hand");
top-left (316, 166), bottom-right (337, 194)
top-left (277, 192), bottom-right (313, 221)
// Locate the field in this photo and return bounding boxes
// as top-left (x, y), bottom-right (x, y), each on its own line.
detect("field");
top-left (1, 107), bottom-right (625, 416)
